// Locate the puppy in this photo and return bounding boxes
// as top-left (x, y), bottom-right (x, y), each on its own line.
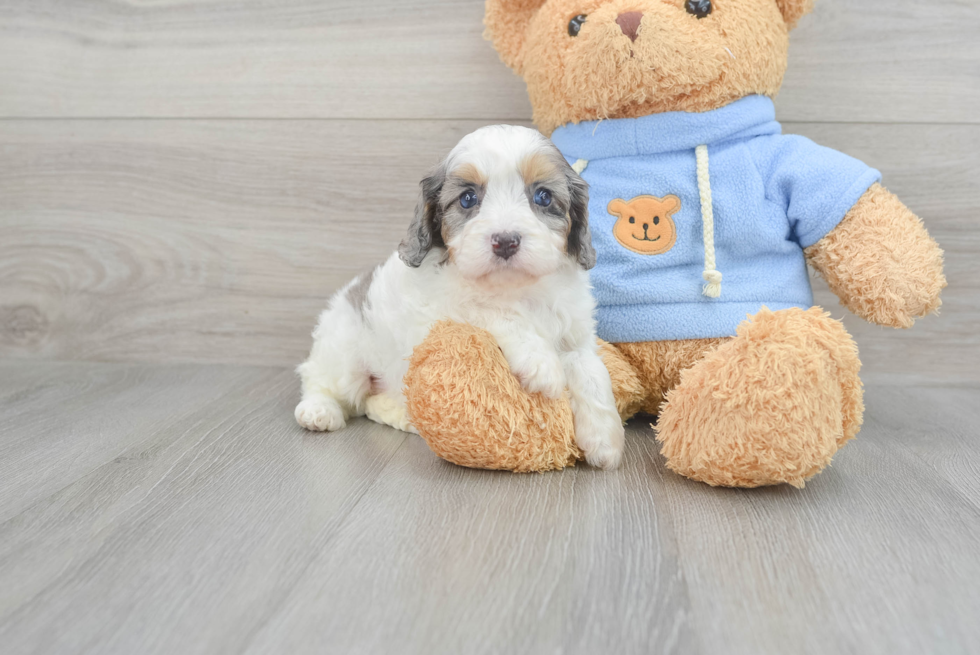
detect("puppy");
top-left (295, 125), bottom-right (625, 469)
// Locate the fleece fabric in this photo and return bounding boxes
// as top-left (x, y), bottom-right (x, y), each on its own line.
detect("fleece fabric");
top-left (550, 95), bottom-right (881, 343)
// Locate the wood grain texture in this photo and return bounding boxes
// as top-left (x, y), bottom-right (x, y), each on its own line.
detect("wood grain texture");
top-left (1, 362), bottom-right (978, 654)
top-left (0, 0), bottom-right (530, 120)
top-left (0, 118), bottom-right (490, 365)
top-left (775, 0), bottom-right (980, 124)
top-left (0, 362), bottom-right (409, 653)
top-left (1, 120), bottom-right (977, 382)
top-left (0, 361), bottom-right (280, 523)
top-left (659, 383), bottom-right (980, 655)
top-left (0, 0), bottom-right (977, 123)
top-left (801, 123), bottom-right (980, 385)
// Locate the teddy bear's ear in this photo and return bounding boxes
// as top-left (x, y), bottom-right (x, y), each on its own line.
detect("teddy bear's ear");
top-left (775, 0), bottom-right (815, 29)
top-left (485, 0), bottom-right (549, 73)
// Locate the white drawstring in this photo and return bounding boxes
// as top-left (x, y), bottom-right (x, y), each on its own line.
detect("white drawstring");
top-left (695, 144), bottom-right (722, 298)
top-left (569, 150), bottom-right (722, 298)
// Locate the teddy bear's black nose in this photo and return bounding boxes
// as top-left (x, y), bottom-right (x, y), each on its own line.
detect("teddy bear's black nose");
top-left (616, 12), bottom-right (642, 42)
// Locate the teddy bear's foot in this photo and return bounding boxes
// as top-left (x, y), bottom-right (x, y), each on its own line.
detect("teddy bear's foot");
top-left (656, 307), bottom-right (864, 488)
top-left (404, 321), bottom-right (580, 472)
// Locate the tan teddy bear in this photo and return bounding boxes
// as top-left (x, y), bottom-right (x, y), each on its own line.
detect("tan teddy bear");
top-left (404, 0), bottom-right (946, 488)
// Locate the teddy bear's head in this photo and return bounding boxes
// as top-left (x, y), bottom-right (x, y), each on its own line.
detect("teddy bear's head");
top-left (486, 0), bottom-right (814, 135)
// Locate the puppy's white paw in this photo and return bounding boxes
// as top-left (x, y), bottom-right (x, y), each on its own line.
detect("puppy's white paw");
top-left (511, 349), bottom-right (566, 399)
top-left (584, 439), bottom-right (624, 471)
top-left (576, 407), bottom-right (626, 471)
top-left (295, 397), bottom-right (346, 432)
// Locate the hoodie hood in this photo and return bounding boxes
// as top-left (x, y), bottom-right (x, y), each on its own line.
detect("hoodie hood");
top-left (550, 95), bottom-right (781, 160)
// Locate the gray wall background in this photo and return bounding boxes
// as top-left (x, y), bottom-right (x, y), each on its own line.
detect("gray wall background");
top-left (1, 0), bottom-right (977, 382)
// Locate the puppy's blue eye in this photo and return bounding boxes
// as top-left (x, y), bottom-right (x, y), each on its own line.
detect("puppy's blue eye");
top-left (460, 191), bottom-right (479, 209)
top-left (534, 188), bottom-right (553, 207)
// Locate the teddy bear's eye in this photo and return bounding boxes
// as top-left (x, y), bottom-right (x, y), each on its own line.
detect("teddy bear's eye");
top-left (629, 217), bottom-right (635, 224)
top-left (685, 0), bottom-right (712, 19)
top-left (568, 14), bottom-right (587, 37)
top-left (654, 216), bottom-right (660, 225)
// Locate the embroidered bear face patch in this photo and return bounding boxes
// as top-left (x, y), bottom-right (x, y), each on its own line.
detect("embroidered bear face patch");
top-left (608, 195), bottom-right (680, 255)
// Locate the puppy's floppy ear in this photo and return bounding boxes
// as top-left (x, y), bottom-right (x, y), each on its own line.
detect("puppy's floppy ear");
top-left (563, 163), bottom-right (596, 270)
top-left (398, 164), bottom-right (447, 268)
top-left (484, 0), bottom-right (549, 74)
top-left (775, 0), bottom-right (815, 30)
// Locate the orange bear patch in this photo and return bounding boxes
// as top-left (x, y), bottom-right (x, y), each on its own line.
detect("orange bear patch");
top-left (608, 195), bottom-right (680, 255)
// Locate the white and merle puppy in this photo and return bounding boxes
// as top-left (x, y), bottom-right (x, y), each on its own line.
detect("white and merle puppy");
top-left (295, 125), bottom-right (624, 469)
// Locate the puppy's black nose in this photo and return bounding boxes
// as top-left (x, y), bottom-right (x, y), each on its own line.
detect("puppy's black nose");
top-left (491, 232), bottom-right (521, 260)
top-left (616, 12), bottom-right (642, 42)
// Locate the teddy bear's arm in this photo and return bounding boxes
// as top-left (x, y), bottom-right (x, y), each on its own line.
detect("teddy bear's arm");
top-left (804, 183), bottom-right (946, 328)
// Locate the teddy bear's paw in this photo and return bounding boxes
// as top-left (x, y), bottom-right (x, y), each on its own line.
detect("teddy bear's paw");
top-left (656, 307), bottom-right (863, 488)
top-left (510, 349), bottom-right (567, 399)
top-left (405, 321), bottom-right (581, 473)
top-left (576, 406), bottom-right (626, 471)
top-left (295, 396), bottom-right (346, 432)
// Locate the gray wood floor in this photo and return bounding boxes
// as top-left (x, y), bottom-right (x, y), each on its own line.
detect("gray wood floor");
top-left (1, 361), bottom-right (979, 655)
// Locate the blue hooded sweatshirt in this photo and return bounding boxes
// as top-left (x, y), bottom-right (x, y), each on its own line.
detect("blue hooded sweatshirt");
top-left (550, 95), bottom-right (881, 343)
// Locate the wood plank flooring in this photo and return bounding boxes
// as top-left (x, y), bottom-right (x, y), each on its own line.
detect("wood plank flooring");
top-left (1, 361), bottom-right (978, 655)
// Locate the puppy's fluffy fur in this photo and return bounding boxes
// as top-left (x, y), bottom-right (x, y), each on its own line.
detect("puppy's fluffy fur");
top-left (295, 125), bottom-right (624, 469)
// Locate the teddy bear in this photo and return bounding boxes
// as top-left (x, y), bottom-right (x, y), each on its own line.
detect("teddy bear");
top-left (403, 0), bottom-right (946, 488)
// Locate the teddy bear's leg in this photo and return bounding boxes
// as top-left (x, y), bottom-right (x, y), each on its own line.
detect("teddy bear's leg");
top-left (656, 307), bottom-right (863, 488)
top-left (404, 320), bottom-right (579, 472)
top-left (613, 338), bottom-right (728, 416)
top-left (596, 339), bottom-right (647, 421)
top-left (403, 323), bottom-right (647, 472)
